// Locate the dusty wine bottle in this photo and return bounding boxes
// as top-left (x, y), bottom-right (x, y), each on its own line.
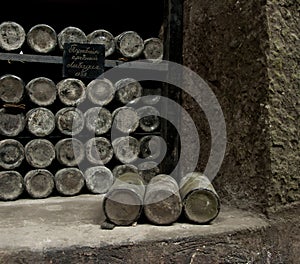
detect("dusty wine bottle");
top-left (84, 166), bottom-right (114, 194)
top-left (0, 108), bottom-right (25, 137)
top-left (55, 138), bottom-right (85, 167)
top-left (26, 107), bottom-right (55, 137)
top-left (115, 31), bottom-right (144, 59)
top-left (112, 106), bottom-right (139, 134)
top-left (0, 74), bottom-right (24, 103)
top-left (0, 171), bottom-right (24, 201)
top-left (143, 37), bottom-right (164, 62)
top-left (179, 172), bottom-right (221, 224)
top-left (56, 78), bottom-right (86, 106)
top-left (112, 136), bottom-right (140, 164)
top-left (85, 137), bottom-right (114, 165)
top-left (55, 107), bottom-right (85, 136)
top-left (24, 169), bottom-right (54, 199)
top-left (139, 135), bottom-right (163, 160)
top-left (0, 139), bottom-right (24, 169)
top-left (0, 21), bottom-right (26, 51)
top-left (24, 139), bottom-right (56, 168)
top-left (144, 174), bottom-right (182, 225)
top-left (86, 78), bottom-right (115, 106)
top-left (84, 107), bottom-right (112, 135)
top-left (115, 78), bottom-right (142, 104)
top-left (138, 161), bottom-right (160, 183)
top-left (103, 172), bottom-right (145, 226)
top-left (87, 29), bottom-right (115, 57)
top-left (137, 106), bottom-right (160, 132)
top-left (25, 77), bottom-right (57, 106)
top-left (57, 26), bottom-right (87, 50)
top-left (112, 164), bottom-right (138, 178)
top-left (55, 167), bottom-right (85, 196)
top-left (26, 24), bottom-right (57, 53)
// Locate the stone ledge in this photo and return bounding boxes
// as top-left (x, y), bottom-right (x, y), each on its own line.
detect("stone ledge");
top-left (0, 204), bottom-right (268, 250)
top-left (0, 194), bottom-right (105, 227)
top-left (1, 196), bottom-right (299, 263)
top-left (0, 194), bottom-right (278, 263)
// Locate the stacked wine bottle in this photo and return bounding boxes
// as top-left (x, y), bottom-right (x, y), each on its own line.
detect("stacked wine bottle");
top-left (0, 73), bottom-right (162, 201)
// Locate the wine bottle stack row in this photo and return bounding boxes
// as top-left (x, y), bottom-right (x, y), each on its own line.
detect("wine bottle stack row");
top-left (0, 74), bottom-right (161, 107)
top-left (0, 105), bottom-right (161, 137)
top-left (0, 135), bottom-right (163, 169)
top-left (102, 172), bottom-right (221, 227)
top-left (0, 21), bottom-right (164, 61)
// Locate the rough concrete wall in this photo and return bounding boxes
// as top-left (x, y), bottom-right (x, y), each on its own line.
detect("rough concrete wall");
top-left (182, 0), bottom-right (271, 211)
top-left (266, 0), bottom-right (300, 210)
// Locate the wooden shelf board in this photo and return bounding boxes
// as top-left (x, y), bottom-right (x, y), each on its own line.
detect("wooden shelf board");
top-left (0, 52), bottom-right (168, 71)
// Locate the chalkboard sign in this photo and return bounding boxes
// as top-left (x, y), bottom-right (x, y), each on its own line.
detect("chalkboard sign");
top-left (63, 43), bottom-right (105, 79)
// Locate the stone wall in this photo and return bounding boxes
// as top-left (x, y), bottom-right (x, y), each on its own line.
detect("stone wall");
top-left (266, 0), bottom-right (300, 210)
top-left (182, 0), bottom-right (299, 212)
